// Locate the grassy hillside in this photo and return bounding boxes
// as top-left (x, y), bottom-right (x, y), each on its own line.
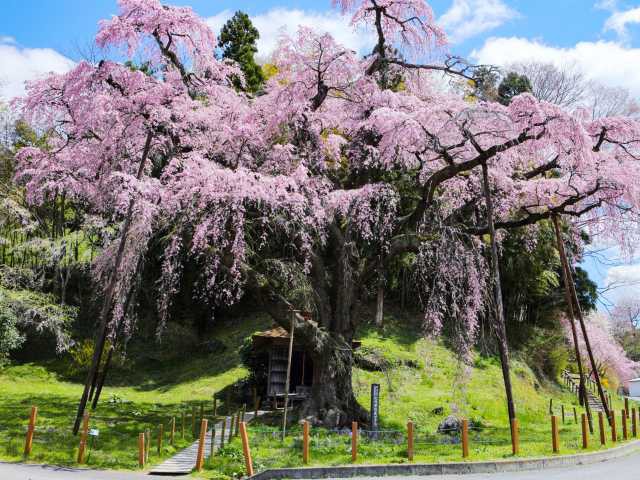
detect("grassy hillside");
top-left (0, 312), bottom-right (633, 476)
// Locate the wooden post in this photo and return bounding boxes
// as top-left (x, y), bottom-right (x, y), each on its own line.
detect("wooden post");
top-left (625, 398), bottom-right (630, 418)
top-left (200, 403), bottom-right (204, 429)
top-left (351, 421), bottom-right (358, 463)
top-left (210, 424), bottom-right (217, 457)
top-left (551, 415), bottom-right (559, 453)
top-left (181, 411), bottom-right (185, 439)
top-left (461, 419), bottom-right (469, 458)
top-left (282, 311), bottom-right (296, 441)
top-left (213, 396), bottom-right (218, 417)
top-left (573, 407), bottom-right (577, 424)
top-left (303, 420), bottom-right (310, 464)
top-left (239, 422), bottom-right (254, 476)
top-left (192, 406), bottom-right (197, 437)
top-left (407, 421), bottom-right (414, 461)
top-left (241, 403), bottom-right (246, 423)
top-left (622, 409), bottom-right (628, 440)
top-left (633, 408), bottom-right (637, 437)
top-left (77, 413), bottom-right (90, 464)
top-left (510, 418), bottom-right (519, 455)
top-left (611, 411), bottom-right (617, 442)
top-left (254, 396), bottom-right (261, 418)
top-left (23, 406), bottom-right (38, 457)
top-left (561, 405), bottom-right (565, 424)
top-left (138, 433), bottom-right (145, 468)
top-left (235, 411), bottom-right (241, 437)
top-left (220, 417), bottom-right (226, 449)
top-left (195, 419), bottom-right (208, 472)
top-left (581, 413), bottom-right (588, 449)
top-left (157, 423), bottom-right (164, 454)
top-left (170, 417), bottom-right (175, 446)
top-left (228, 415), bottom-right (234, 443)
top-left (598, 412), bottom-right (606, 445)
top-left (549, 398), bottom-right (553, 415)
top-left (145, 429), bottom-right (150, 462)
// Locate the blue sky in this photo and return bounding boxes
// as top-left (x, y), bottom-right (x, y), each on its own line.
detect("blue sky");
top-left (1, 0), bottom-right (640, 308)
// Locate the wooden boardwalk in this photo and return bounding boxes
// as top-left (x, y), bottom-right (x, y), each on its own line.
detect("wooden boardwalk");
top-left (150, 411), bottom-right (263, 475)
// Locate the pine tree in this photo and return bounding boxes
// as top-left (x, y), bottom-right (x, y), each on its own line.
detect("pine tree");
top-left (219, 11), bottom-right (265, 93)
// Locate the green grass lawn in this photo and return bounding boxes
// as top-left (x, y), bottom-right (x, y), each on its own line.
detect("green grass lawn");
top-left (0, 313), bottom-right (637, 478)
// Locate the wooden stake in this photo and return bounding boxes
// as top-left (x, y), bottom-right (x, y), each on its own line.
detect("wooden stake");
top-left (407, 421), bottom-right (414, 461)
top-left (461, 419), bottom-right (469, 459)
top-left (23, 406), bottom-right (38, 457)
top-left (622, 409), bottom-right (628, 440)
top-left (200, 403), bottom-right (204, 429)
top-left (157, 423), bottom-right (164, 454)
top-left (573, 407), bottom-right (577, 424)
top-left (625, 398), bottom-right (629, 419)
top-left (235, 411), bottom-right (241, 437)
top-left (633, 408), bottom-right (637, 437)
top-left (581, 413), bottom-right (588, 449)
top-left (181, 411), bottom-right (185, 439)
top-left (213, 396), bottom-right (218, 417)
top-left (220, 417), bottom-right (226, 449)
top-left (145, 429), bottom-right (150, 462)
top-left (138, 433), bottom-right (145, 468)
top-left (241, 403), bottom-right (246, 423)
top-left (551, 415), bottom-right (559, 453)
top-left (239, 422), bottom-right (254, 476)
top-left (195, 419), bottom-right (208, 472)
top-left (351, 421), bottom-right (358, 463)
top-left (510, 418), bottom-right (519, 455)
top-left (561, 405), bottom-right (565, 424)
top-left (598, 412), bottom-right (606, 446)
top-left (254, 396), bottom-right (261, 419)
top-left (170, 417), bottom-right (175, 446)
top-left (77, 413), bottom-right (90, 464)
top-left (549, 398), bottom-right (553, 415)
top-left (611, 411), bottom-right (617, 442)
top-left (228, 415), bottom-right (234, 443)
top-left (303, 421), bottom-right (310, 464)
top-left (210, 424), bottom-right (217, 457)
top-left (192, 406), bottom-right (197, 437)
top-left (282, 311), bottom-right (295, 441)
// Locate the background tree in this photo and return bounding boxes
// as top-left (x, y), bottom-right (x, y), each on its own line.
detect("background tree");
top-left (218, 11), bottom-right (265, 93)
top-left (497, 71), bottom-right (532, 105)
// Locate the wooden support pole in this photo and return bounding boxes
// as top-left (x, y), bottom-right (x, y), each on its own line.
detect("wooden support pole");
top-left (625, 398), bottom-right (630, 418)
top-left (622, 409), bottom-right (628, 440)
top-left (581, 413), bottom-right (588, 449)
top-left (407, 421), bottom-right (414, 461)
top-left (181, 412), bottom-right (185, 439)
top-left (235, 411), bottom-right (241, 437)
top-left (598, 412), bottom-right (606, 446)
top-left (210, 424), bottom-right (217, 457)
top-left (241, 404), bottom-right (246, 423)
top-left (228, 415), bottom-right (234, 443)
top-left (240, 422), bottom-right (254, 476)
top-left (573, 407), bottom-right (577, 424)
top-left (23, 406), bottom-right (38, 457)
top-left (611, 412), bottom-right (617, 442)
top-left (77, 413), bottom-right (90, 464)
top-left (461, 419), bottom-right (469, 459)
top-left (138, 433), bottom-right (145, 468)
top-left (351, 421), bottom-right (358, 463)
top-left (549, 398), bottom-right (553, 415)
top-left (511, 418), bottom-right (519, 455)
top-left (551, 415), bottom-right (559, 453)
top-left (157, 423), bottom-right (164, 454)
top-left (195, 419), bottom-right (208, 472)
top-left (170, 417), bottom-right (175, 446)
top-left (145, 429), bottom-right (150, 462)
top-left (633, 408), bottom-right (638, 437)
top-left (192, 406), bottom-right (197, 437)
top-left (303, 420), bottom-right (310, 464)
top-left (200, 403), bottom-right (204, 429)
top-left (213, 396), bottom-right (218, 417)
top-left (220, 417), bottom-right (226, 449)
top-left (282, 311), bottom-right (295, 441)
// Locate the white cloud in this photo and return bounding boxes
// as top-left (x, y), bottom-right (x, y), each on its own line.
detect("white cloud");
top-left (438, 0), bottom-right (518, 44)
top-left (604, 262), bottom-right (640, 303)
top-left (0, 39), bottom-right (74, 100)
top-left (471, 37), bottom-right (640, 96)
top-left (206, 8), bottom-right (375, 61)
top-left (604, 6), bottom-right (640, 41)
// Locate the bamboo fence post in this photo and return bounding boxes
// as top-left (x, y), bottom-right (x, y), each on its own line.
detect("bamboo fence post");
top-left (598, 412), bottom-right (606, 446)
top-left (407, 421), bottom-right (414, 461)
top-left (561, 405), bottom-right (565, 424)
top-left (195, 419), bottom-right (208, 472)
top-left (303, 420), bottom-right (310, 464)
top-left (240, 422), bottom-right (254, 476)
top-left (77, 413), bottom-right (90, 464)
top-left (170, 417), bottom-right (175, 446)
top-left (210, 424), bottom-right (217, 457)
top-left (581, 413), bottom-right (588, 449)
top-left (633, 408), bottom-right (638, 437)
top-left (138, 433), bottom-right (145, 468)
top-left (510, 418), bottom-right (519, 455)
top-left (551, 415), bottom-right (559, 453)
top-left (145, 429), bottom-right (150, 462)
top-left (23, 406), bottom-right (38, 457)
top-left (351, 421), bottom-right (358, 463)
top-left (461, 419), bottom-right (469, 458)
top-left (611, 412), bottom-right (617, 442)
top-left (220, 417), bottom-right (226, 449)
top-left (622, 409), bottom-right (628, 440)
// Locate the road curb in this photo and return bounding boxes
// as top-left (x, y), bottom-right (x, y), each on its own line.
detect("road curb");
top-left (250, 439), bottom-right (640, 479)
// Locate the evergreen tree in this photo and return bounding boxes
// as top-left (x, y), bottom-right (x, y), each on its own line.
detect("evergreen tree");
top-left (218, 11), bottom-right (265, 93)
top-left (498, 72), bottom-right (532, 105)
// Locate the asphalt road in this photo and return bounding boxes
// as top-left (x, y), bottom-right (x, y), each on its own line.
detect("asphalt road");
top-left (2, 453), bottom-right (640, 480)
